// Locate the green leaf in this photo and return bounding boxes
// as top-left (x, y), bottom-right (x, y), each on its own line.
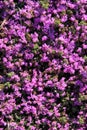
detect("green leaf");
top-left (34, 44), bottom-right (39, 50)
top-left (54, 19), bottom-right (61, 25)
top-left (84, 55), bottom-right (87, 62)
top-left (4, 82), bottom-right (11, 88)
top-left (57, 51), bottom-right (63, 58)
top-left (63, 58), bottom-right (68, 64)
top-left (61, 11), bottom-right (66, 15)
top-left (40, 0), bottom-right (49, 9)
top-left (59, 116), bottom-right (67, 124)
top-left (33, 43), bottom-right (40, 53)
top-left (7, 72), bottom-right (14, 77)
top-left (13, 59), bottom-right (18, 62)
top-left (79, 94), bottom-right (87, 101)
top-left (79, 117), bottom-right (84, 124)
top-left (15, 113), bottom-right (21, 121)
top-left (67, 10), bottom-right (73, 15)
top-left (52, 50), bottom-right (56, 54)
top-left (79, 21), bottom-right (87, 26)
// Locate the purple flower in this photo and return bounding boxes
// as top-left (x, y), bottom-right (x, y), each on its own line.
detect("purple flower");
top-left (0, 0), bottom-right (87, 129)
top-left (0, 91), bottom-right (5, 100)
top-left (42, 36), bottom-right (48, 41)
top-left (31, 32), bottom-right (39, 43)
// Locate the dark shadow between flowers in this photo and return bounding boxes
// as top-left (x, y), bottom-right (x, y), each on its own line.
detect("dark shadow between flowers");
top-left (66, 101), bottom-right (81, 118)
top-left (39, 62), bottom-right (49, 72)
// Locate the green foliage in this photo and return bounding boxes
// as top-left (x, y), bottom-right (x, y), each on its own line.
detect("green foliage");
top-left (7, 72), bottom-right (14, 77)
top-left (57, 51), bottom-right (63, 58)
top-left (0, 82), bottom-right (11, 90)
top-left (84, 55), bottom-right (87, 62)
top-left (79, 21), bottom-right (87, 26)
top-left (63, 58), bottom-right (68, 64)
top-left (59, 116), bottom-right (67, 124)
top-left (14, 113), bottom-right (21, 121)
top-left (67, 10), bottom-right (73, 15)
top-left (40, 0), bottom-right (49, 9)
top-left (33, 43), bottom-right (40, 53)
top-left (54, 19), bottom-right (61, 25)
top-left (79, 117), bottom-right (84, 124)
top-left (61, 11), bottom-right (66, 15)
top-left (79, 94), bottom-right (87, 101)
top-left (34, 44), bottom-right (39, 50)
top-left (4, 82), bottom-right (11, 88)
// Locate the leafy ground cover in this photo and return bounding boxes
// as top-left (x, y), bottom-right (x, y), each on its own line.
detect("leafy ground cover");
top-left (0, 0), bottom-right (87, 129)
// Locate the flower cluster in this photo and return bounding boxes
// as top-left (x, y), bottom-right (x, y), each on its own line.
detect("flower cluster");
top-left (0, 0), bottom-right (87, 129)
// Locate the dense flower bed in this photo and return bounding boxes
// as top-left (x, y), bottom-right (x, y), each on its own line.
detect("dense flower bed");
top-left (0, 0), bottom-right (87, 129)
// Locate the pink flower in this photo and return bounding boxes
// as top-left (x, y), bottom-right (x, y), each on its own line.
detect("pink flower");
top-left (31, 32), bottom-right (39, 42)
